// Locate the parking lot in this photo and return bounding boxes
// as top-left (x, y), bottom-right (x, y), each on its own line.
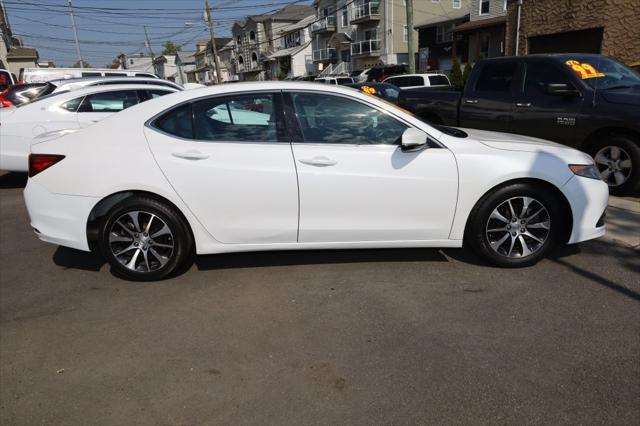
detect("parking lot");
top-left (1, 171), bottom-right (639, 425)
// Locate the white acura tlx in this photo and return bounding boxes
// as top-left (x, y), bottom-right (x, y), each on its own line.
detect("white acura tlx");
top-left (23, 82), bottom-right (608, 280)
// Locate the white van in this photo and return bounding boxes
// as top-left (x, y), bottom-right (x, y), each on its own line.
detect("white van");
top-left (314, 76), bottom-right (355, 85)
top-left (383, 73), bottom-right (451, 89)
top-left (21, 68), bottom-right (158, 83)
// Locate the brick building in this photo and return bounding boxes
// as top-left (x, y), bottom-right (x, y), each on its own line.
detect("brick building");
top-left (505, 0), bottom-right (640, 65)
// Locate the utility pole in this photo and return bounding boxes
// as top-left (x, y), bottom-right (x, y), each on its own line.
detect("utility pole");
top-left (205, 0), bottom-right (223, 84)
top-left (67, 0), bottom-right (83, 68)
top-left (144, 26), bottom-right (156, 74)
top-left (405, 0), bottom-right (415, 73)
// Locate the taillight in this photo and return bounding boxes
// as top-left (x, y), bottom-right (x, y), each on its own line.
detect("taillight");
top-left (28, 154), bottom-right (65, 177)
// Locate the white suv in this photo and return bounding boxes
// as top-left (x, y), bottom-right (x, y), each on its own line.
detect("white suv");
top-left (383, 73), bottom-right (451, 89)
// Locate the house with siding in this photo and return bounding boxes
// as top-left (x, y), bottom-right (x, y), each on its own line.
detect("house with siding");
top-left (453, 0), bottom-right (507, 63)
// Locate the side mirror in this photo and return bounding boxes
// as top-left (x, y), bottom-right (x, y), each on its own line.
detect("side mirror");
top-left (547, 83), bottom-right (580, 96)
top-left (401, 128), bottom-right (428, 152)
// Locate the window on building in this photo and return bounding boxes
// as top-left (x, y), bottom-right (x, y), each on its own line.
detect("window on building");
top-left (503, 0), bottom-right (507, 11)
top-left (432, 0), bottom-right (440, 3)
top-left (236, 35), bottom-right (241, 45)
top-left (436, 23), bottom-right (454, 43)
top-left (480, 0), bottom-right (490, 15)
top-left (453, 0), bottom-right (461, 9)
top-left (249, 31), bottom-right (256, 42)
top-left (403, 25), bottom-right (408, 42)
top-left (251, 52), bottom-right (258, 65)
top-left (342, 7), bottom-right (348, 26)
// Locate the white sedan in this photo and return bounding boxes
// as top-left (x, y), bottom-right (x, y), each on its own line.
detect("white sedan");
top-left (24, 82), bottom-right (608, 280)
top-left (0, 84), bottom-right (179, 171)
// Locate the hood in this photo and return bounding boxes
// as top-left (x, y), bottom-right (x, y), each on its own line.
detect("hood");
top-left (457, 128), bottom-right (593, 164)
top-left (600, 87), bottom-right (640, 107)
top-left (460, 128), bottom-right (567, 151)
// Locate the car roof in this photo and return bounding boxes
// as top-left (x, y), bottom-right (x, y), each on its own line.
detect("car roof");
top-left (51, 76), bottom-right (176, 87)
top-left (32, 84), bottom-right (179, 105)
top-left (386, 73), bottom-right (446, 78)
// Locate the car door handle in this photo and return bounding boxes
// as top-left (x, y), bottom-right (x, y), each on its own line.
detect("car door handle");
top-left (464, 99), bottom-right (479, 104)
top-left (298, 156), bottom-right (337, 167)
top-left (171, 150), bottom-right (209, 160)
top-left (515, 102), bottom-right (532, 108)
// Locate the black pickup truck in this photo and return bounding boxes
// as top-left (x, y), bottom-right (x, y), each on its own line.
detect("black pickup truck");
top-left (398, 54), bottom-right (640, 195)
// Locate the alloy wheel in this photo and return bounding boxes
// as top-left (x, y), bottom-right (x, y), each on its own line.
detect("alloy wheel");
top-left (108, 210), bottom-right (174, 272)
top-left (594, 145), bottom-right (633, 187)
top-left (485, 196), bottom-right (551, 258)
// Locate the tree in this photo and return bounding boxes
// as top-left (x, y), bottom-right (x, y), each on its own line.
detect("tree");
top-left (71, 60), bottom-right (92, 68)
top-left (462, 62), bottom-right (472, 86)
top-left (449, 57), bottom-right (463, 89)
top-left (162, 40), bottom-right (181, 55)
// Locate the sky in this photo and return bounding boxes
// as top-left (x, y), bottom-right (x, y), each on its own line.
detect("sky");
top-left (4, 0), bottom-right (314, 67)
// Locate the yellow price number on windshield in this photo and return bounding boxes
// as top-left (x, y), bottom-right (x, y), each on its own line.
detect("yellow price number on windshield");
top-left (566, 60), bottom-right (605, 79)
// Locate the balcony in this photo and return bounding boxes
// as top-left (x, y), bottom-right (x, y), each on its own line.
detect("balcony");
top-left (350, 39), bottom-right (381, 56)
top-left (312, 48), bottom-right (337, 62)
top-left (311, 15), bottom-right (336, 33)
top-left (352, 2), bottom-right (380, 23)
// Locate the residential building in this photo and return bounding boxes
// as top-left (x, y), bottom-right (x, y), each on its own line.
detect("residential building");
top-left (174, 50), bottom-right (196, 84)
top-left (192, 40), bottom-right (211, 83)
top-left (415, 0), bottom-right (471, 73)
top-left (504, 0), bottom-right (640, 66)
top-left (267, 14), bottom-right (315, 79)
top-left (312, 0), bottom-right (442, 76)
top-left (1, 2), bottom-right (39, 76)
top-left (153, 54), bottom-right (177, 81)
top-left (232, 4), bottom-right (314, 81)
top-left (453, 0), bottom-right (507, 63)
top-left (191, 38), bottom-right (233, 84)
top-left (116, 52), bottom-right (155, 73)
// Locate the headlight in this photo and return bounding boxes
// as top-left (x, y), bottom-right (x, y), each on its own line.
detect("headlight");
top-left (569, 164), bottom-right (601, 180)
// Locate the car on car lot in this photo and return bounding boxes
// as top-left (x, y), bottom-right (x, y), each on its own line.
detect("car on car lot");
top-left (24, 81), bottom-right (608, 281)
top-left (48, 76), bottom-right (184, 94)
top-left (0, 84), bottom-right (179, 172)
top-left (345, 82), bottom-right (402, 103)
top-left (383, 73), bottom-right (451, 89)
top-left (398, 54), bottom-right (640, 195)
top-left (0, 68), bottom-right (17, 92)
top-left (0, 83), bottom-right (50, 107)
top-left (314, 76), bottom-right (355, 85)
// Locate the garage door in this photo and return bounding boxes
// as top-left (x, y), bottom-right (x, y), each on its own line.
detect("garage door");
top-left (528, 28), bottom-right (603, 54)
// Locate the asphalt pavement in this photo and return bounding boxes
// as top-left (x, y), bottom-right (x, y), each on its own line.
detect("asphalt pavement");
top-left (1, 172), bottom-right (639, 425)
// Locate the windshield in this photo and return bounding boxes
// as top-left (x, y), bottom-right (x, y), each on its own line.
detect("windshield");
top-left (565, 56), bottom-right (640, 90)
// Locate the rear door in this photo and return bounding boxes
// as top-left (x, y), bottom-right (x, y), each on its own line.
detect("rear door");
top-left (145, 91), bottom-right (299, 244)
top-left (76, 89), bottom-right (140, 127)
top-left (511, 60), bottom-right (583, 144)
top-left (459, 61), bottom-right (519, 132)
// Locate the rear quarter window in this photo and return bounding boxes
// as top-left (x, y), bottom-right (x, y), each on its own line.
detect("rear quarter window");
top-left (153, 103), bottom-right (193, 139)
top-left (428, 75), bottom-right (450, 86)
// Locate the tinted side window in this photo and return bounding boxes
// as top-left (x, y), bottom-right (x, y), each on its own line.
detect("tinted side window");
top-left (389, 76), bottom-right (423, 87)
top-left (82, 72), bottom-right (102, 77)
top-left (291, 92), bottom-right (407, 145)
top-left (522, 62), bottom-right (572, 95)
top-left (144, 89), bottom-right (172, 99)
top-left (154, 103), bottom-right (193, 139)
top-left (428, 75), bottom-right (450, 86)
top-left (192, 93), bottom-right (282, 142)
top-left (475, 62), bottom-right (518, 92)
top-left (78, 90), bottom-right (139, 112)
top-left (60, 96), bottom-right (84, 112)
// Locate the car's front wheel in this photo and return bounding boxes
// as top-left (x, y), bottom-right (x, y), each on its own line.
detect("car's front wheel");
top-left (466, 183), bottom-right (562, 267)
top-left (98, 197), bottom-right (193, 281)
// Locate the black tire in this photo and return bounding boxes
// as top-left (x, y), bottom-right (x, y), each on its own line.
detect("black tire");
top-left (465, 183), bottom-right (563, 268)
top-left (590, 136), bottom-right (640, 196)
top-left (98, 196), bottom-right (193, 281)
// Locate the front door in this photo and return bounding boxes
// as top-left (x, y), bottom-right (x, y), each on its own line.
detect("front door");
top-left (286, 91), bottom-right (458, 243)
top-left (460, 60), bottom-right (518, 132)
top-left (145, 92), bottom-right (299, 244)
top-left (511, 60), bottom-right (583, 145)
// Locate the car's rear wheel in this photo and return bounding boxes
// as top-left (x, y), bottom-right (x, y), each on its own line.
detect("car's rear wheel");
top-left (591, 136), bottom-right (639, 196)
top-left (466, 183), bottom-right (562, 267)
top-left (98, 197), bottom-right (193, 281)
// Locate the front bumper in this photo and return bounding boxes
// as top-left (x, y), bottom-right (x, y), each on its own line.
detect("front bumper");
top-left (562, 175), bottom-right (608, 244)
top-left (24, 179), bottom-right (98, 251)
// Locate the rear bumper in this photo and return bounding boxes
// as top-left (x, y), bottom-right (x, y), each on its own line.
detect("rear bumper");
top-left (24, 179), bottom-right (97, 251)
top-left (562, 175), bottom-right (609, 244)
